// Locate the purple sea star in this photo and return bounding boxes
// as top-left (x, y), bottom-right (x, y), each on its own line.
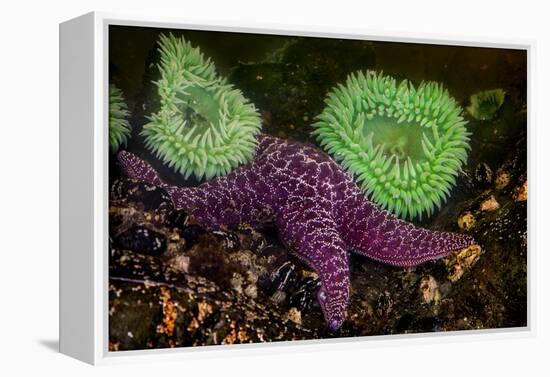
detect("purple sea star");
top-left (118, 134), bottom-right (476, 330)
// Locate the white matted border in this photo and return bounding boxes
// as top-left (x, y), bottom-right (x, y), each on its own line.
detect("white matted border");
top-left (60, 10), bottom-right (535, 365)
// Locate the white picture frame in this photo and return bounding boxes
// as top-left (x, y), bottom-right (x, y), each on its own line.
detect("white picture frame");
top-left (59, 11), bottom-right (533, 365)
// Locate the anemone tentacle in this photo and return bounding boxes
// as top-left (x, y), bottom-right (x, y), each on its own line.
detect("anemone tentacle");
top-left (109, 84), bottom-right (132, 152)
top-left (142, 33), bottom-right (262, 181)
top-left (312, 71), bottom-right (471, 219)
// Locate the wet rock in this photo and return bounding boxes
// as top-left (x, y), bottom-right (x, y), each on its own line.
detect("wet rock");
top-left (444, 245), bottom-right (483, 283)
top-left (396, 314), bottom-right (441, 333)
top-left (474, 201), bottom-right (526, 255)
top-left (237, 225), bottom-right (268, 254)
top-left (181, 224), bottom-right (206, 250)
top-left (228, 249), bottom-right (256, 270)
top-left (111, 178), bottom-right (173, 211)
top-left (212, 230), bottom-right (241, 252)
top-left (284, 307), bottom-right (302, 326)
top-left (513, 180), bottom-right (528, 202)
top-left (246, 270), bottom-right (259, 285)
top-left (157, 287), bottom-right (177, 337)
top-left (114, 224), bottom-right (167, 256)
top-left (289, 277), bottom-right (321, 312)
top-left (419, 275), bottom-right (440, 305)
top-left (230, 273), bottom-right (245, 293)
top-left (473, 162), bottom-right (494, 188)
top-left (185, 235), bottom-right (238, 285)
top-left (166, 209), bottom-right (190, 231)
top-left (480, 195), bottom-right (500, 212)
top-left (270, 261), bottom-right (299, 292)
top-left (270, 290), bottom-right (287, 305)
top-left (256, 244), bottom-right (283, 261)
top-left (108, 181), bottom-right (526, 347)
top-left (109, 247), bottom-right (166, 282)
top-left (164, 230), bottom-right (186, 257)
top-left (375, 291), bottom-right (394, 318)
top-left (109, 277), bottom-right (319, 349)
top-left (244, 283), bottom-right (258, 299)
top-left (167, 254), bottom-right (190, 274)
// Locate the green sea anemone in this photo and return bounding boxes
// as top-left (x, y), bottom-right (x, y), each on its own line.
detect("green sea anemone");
top-left (109, 84), bottom-right (131, 152)
top-left (466, 88), bottom-right (506, 120)
top-left (142, 33), bottom-right (262, 181)
top-left (312, 71), bottom-right (471, 220)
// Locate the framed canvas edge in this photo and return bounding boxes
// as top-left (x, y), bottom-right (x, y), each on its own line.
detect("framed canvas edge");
top-left (80, 10), bottom-right (535, 365)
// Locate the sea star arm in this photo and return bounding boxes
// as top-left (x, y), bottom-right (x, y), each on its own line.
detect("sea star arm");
top-left (276, 197), bottom-right (350, 330)
top-left (340, 194), bottom-right (476, 267)
top-left (117, 151), bottom-right (274, 230)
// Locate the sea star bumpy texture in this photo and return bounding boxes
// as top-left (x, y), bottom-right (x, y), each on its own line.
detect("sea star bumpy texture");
top-left (118, 134), bottom-right (475, 330)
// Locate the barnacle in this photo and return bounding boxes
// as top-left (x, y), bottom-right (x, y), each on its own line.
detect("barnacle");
top-left (312, 71), bottom-right (471, 219)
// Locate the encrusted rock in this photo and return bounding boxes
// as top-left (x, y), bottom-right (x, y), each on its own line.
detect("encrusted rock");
top-left (244, 283), bottom-right (258, 299)
top-left (166, 209), bottom-right (190, 231)
top-left (474, 162), bottom-right (494, 188)
top-left (284, 307), bottom-right (302, 325)
top-left (181, 224), bottom-right (206, 250)
top-left (270, 290), bottom-right (287, 305)
top-left (212, 230), bottom-right (241, 252)
top-left (257, 244), bottom-right (283, 263)
top-left (302, 270), bottom-right (318, 280)
top-left (114, 224), bottom-right (167, 256)
top-left (228, 249), bottom-right (256, 269)
top-left (246, 270), bottom-right (259, 284)
top-left (375, 291), bottom-right (393, 317)
top-left (230, 273), bottom-right (245, 293)
top-left (444, 245), bottom-right (483, 283)
top-left (289, 277), bottom-right (321, 311)
top-left (168, 254), bottom-right (190, 273)
top-left (513, 180), bottom-right (528, 201)
top-left (111, 178), bottom-right (173, 211)
top-left (270, 261), bottom-right (299, 292)
top-left (237, 225), bottom-right (268, 253)
top-left (157, 287), bottom-right (177, 337)
top-left (419, 275), bottom-right (440, 305)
